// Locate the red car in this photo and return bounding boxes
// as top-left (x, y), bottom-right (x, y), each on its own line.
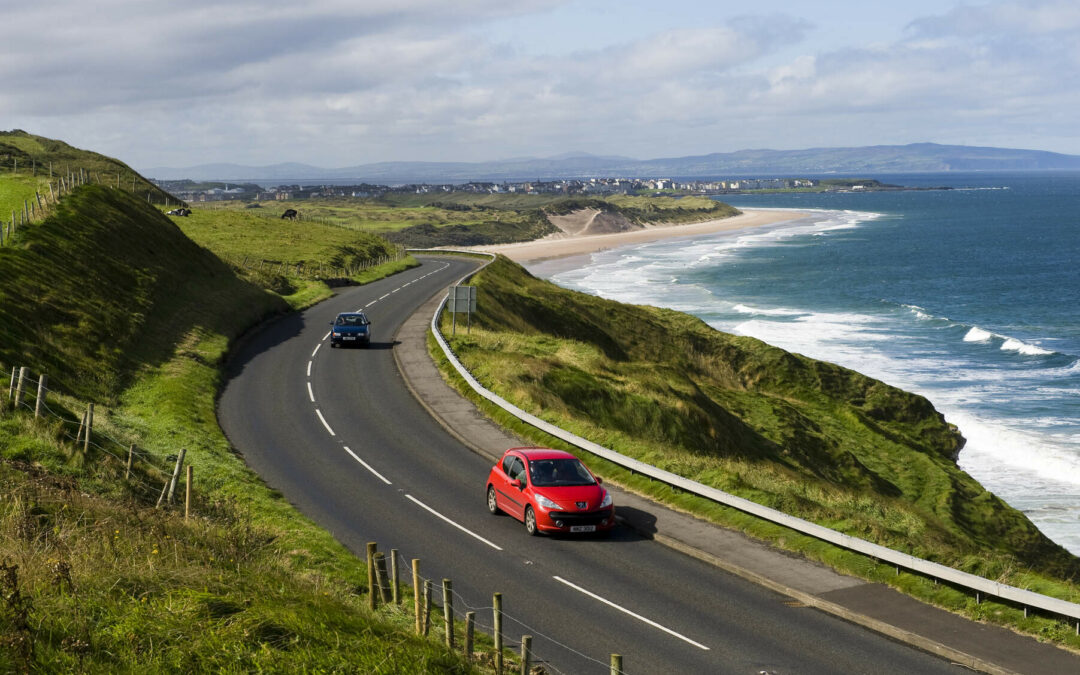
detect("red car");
top-left (486, 447), bottom-right (615, 536)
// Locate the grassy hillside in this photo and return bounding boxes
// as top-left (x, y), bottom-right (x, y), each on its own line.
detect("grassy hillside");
top-left (434, 256), bottom-right (1080, 642)
top-left (0, 172), bottom-right (489, 671)
top-left (1, 130), bottom-right (171, 205)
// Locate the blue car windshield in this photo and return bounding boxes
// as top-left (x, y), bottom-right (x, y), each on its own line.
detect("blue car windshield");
top-left (336, 314), bottom-right (369, 326)
top-left (529, 459), bottom-right (595, 487)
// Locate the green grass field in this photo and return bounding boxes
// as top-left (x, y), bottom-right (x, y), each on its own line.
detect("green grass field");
top-left (428, 255), bottom-right (1080, 648)
top-left (0, 172), bottom-right (496, 672)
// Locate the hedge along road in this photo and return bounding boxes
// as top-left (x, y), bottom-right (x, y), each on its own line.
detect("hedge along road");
top-left (217, 256), bottom-right (962, 675)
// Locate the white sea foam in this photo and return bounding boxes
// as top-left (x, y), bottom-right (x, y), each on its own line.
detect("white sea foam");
top-left (903, 304), bottom-right (932, 320)
top-left (731, 304), bottom-right (805, 317)
top-left (963, 327), bottom-right (994, 342)
top-left (1000, 338), bottom-right (1054, 356)
top-left (953, 410), bottom-right (1080, 489)
top-left (541, 205), bottom-right (1080, 551)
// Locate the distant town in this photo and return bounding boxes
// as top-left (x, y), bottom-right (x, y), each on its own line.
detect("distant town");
top-left (151, 176), bottom-right (902, 203)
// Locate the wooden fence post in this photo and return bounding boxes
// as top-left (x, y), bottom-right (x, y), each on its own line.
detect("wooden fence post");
top-left (413, 559), bottom-right (422, 634)
top-left (464, 611), bottom-right (475, 660)
top-left (367, 542), bottom-right (378, 611)
top-left (13, 366), bottom-right (27, 410)
top-left (161, 447), bottom-right (186, 505)
top-left (423, 580), bottom-right (433, 636)
top-left (184, 464), bottom-right (193, 519)
top-left (494, 592), bottom-right (503, 675)
top-left (374, 553), bottom-right (391, 604)
top-left (34, 374), bottom-right (46, 418)
top-left (83, 403), bottom-right (94, 453)
top-left (75, 408), bottom-right (87, 446)
top-left (126, 444), bottom-right (135, 479)
top-left (443, 578), bottom-right (454, 649)
top-left (520, 635), bottom-right (532, 675)
top-left (390, 549), bottom-right (400, 605)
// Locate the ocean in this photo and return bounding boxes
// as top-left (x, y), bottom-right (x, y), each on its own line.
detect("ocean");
top-left (530, 173), bottom-right (1080, 554)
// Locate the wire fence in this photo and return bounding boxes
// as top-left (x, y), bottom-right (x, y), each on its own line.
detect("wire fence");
top-left (2, 361), bottom-right (626, 673)
top-left (3, 364), bottom-right (191, 510)
top-left (1, 164), bottom-right (183, 248)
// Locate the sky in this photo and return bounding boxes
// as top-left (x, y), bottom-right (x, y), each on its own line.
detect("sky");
top-left (3, 0), bottom-right (1079, 170)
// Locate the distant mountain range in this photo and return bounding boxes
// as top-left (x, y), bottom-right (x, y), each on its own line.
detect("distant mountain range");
top-left (142, 143), bottom-right (1080, 184)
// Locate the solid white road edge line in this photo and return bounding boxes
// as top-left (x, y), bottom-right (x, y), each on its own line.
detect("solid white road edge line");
top-left (315, 409), bottom-right (335, 436)
top-left (307, 382), bottom-right (315, 403)
top-left (552, 575), bottom-right (710, 651)
top-left (343, 446), bottom-right (392, 485)
top-left (404, 495), bottom-right (503, 551)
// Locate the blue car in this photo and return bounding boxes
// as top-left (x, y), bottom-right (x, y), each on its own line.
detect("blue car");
top-left (329, 312), bottom-right (371, 347)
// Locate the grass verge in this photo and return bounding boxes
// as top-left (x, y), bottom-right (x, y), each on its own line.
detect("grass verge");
top-left (425, 257), bottom-right (1080, 650)
top-left (0, 176), bottom-right (504, 672)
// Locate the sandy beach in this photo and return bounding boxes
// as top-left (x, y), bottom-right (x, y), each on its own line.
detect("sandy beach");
top-left (472, 209), bottom-right (809, 263)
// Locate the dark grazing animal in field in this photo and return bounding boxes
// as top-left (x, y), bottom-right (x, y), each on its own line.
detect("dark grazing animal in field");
top-left (166, 208), bottom-right (191, 216)
top-left (281, 209), bottom-right (299, 220)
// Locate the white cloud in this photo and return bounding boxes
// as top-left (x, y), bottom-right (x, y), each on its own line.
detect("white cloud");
top-left (5, 0), bottom-right (1080, 167)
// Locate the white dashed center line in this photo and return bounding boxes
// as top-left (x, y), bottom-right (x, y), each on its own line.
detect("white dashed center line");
top-left (307, 381), bottom-right (315, 403)
top-left (306, 361), bottom-right (312, 378)
top-left (343, 446), bottom-right (392, 484)
top-left (312, 343), bottom-right (322, 358)
top-left (405, 495), bottom-right (503, 551)
top-left (552, 576), bottom-right (709, 650)
top-left (315, 409), bottom-right (335, 436)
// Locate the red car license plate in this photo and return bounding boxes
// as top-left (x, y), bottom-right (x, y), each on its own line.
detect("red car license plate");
top-left (570, 525), bottom-right (596, 533)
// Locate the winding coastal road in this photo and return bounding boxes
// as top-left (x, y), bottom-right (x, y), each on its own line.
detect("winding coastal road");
top-left (218, 256), bottom-right (962, 674)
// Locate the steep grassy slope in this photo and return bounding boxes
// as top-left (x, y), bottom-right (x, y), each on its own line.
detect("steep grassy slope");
top-left (0, 178), bottom-right (485, 671)
top-left (1, 129), bottom-right (170, 204)
top-left (0, 184), bottom-right (273, 403)
top-left (445, 257), bottom-right (1080, 581)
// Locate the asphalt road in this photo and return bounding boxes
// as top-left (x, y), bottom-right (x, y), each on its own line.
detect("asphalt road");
top-left (218, 256), bottom-right (965, 674)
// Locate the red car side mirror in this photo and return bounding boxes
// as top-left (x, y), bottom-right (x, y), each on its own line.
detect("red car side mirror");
top-left (510, 479), bottom-right (523, 490)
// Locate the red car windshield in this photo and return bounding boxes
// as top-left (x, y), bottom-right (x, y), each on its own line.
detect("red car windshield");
top-left (528, 458), bottom-right (595, 487)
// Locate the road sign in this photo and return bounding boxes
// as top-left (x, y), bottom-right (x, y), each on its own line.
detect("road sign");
top-left (447, 285), bottom-right (477, 313)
